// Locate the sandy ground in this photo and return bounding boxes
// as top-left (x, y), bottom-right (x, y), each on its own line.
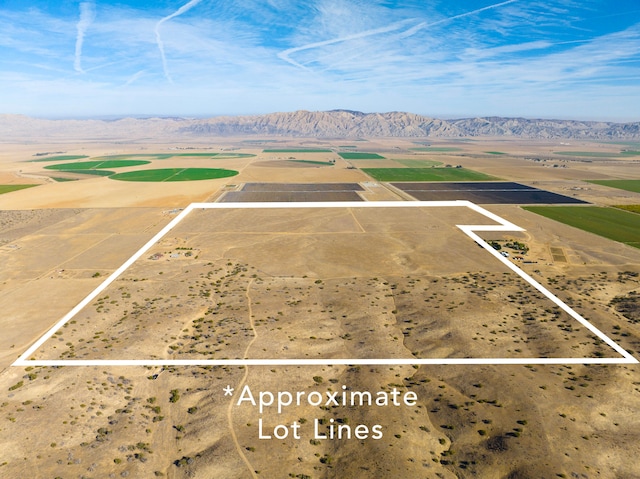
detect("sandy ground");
top-left (0, 137), bottom-right (639, 478)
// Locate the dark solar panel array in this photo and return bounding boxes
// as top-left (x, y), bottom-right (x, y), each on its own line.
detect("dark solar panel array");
top-left (219, 183), bottom-right (365, 202)
top-left (391, 182), bottom-right (588, 204)
top-left (241, 183), bottom-right (364, 192)
top-left (392, 182), bottom-right (537, 192)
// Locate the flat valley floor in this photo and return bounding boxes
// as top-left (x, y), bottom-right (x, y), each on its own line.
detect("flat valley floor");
top-left (0, 137), bottom-right (639, 478)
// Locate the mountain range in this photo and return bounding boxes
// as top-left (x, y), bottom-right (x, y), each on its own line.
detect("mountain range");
top-left (1, 110), bottom-right (639, 140)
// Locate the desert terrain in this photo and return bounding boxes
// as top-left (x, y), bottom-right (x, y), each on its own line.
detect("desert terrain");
top-left (0, 133), bottom-right (639, 478)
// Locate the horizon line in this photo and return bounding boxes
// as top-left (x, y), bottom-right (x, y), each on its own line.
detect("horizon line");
top-left (2, 110), bottom-right (639, 124)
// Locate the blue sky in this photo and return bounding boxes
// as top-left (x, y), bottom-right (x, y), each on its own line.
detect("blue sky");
top-left (1, 0), bottom-right (639, 120)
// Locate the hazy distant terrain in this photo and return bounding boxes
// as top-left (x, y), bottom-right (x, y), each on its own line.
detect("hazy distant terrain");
top-left (2, 110), bottom-right (640, 140)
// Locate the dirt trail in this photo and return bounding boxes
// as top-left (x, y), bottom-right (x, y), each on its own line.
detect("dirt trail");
top-left (227, 278), bottom-right (258, 478)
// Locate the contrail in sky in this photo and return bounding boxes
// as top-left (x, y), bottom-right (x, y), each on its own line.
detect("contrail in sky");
top-left (278, 20), bottom-right (414, 71)
top-left (155, 0), bottom-right (203, 83)
top-left (124, 70), bottom-right (146, 86)
top-left (399, 0), bottom-right (518, 38)
top-left (74, 1), bottom-right (96, 73)
top-left (278, 0), bottom-right (518, 70)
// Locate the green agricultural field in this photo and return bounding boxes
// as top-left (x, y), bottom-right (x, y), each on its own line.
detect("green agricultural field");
top-left (484, 151), bottom-right (506, 155)
top-left (396, 159), bottom-right (443, 167)
top-left (0, 184), bottom-right (38, 195)
top-left (362, 167), bottom-right (497, 182)
top-left (109, 168), bottom-right (238, 182)
top-left (167, 153), bottom-right (255, 158)
top-left (91, 154), bottom-right (172, 160)
top-left (586, 179), bottom-right (640, 194)
top-left (59, 170), bottom-right (115, 177)
top-left (50, 177), bottom-right (78, 182)
top-left (614, 205), bottom-right (640, 214)
top-left (289, 160), bottom-right (334, 166)
top-left (523, 206), bottom-right (640, 249)
top-left (554, 151), bottom-right (638, 158)
top-left (605, 141), bottom-right (640, 148)
top-left (263, 149), bottom-right (332, 153)
top-left (29, 155), bottom-right (89, 162)
top-left (164, 153), bottom-right (222, 157)
top-left (338, 152), bottom-right (385, 160)
top-left (408, 147), bottom-right (463, 152)
top-left (213, 153), bottom-right (255, 158)
top-left (92, 153), bottom-right (255, 160)
top-left (45, 160), bottom-right (150, 171)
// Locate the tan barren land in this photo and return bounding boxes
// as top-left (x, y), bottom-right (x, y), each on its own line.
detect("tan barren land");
top-left (0, 136), bottom-right (639, 478)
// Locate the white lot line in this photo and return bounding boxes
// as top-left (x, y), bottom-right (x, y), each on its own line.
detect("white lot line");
top-left (13, 201), bottom-right (638, 367)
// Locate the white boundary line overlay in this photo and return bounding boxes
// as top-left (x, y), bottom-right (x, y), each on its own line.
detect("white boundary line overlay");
top-left (12, 201), bottom-right (638, 367)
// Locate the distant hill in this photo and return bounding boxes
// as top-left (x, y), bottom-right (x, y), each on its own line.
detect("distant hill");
top-left (1, 111), bottom-right (638, 140)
